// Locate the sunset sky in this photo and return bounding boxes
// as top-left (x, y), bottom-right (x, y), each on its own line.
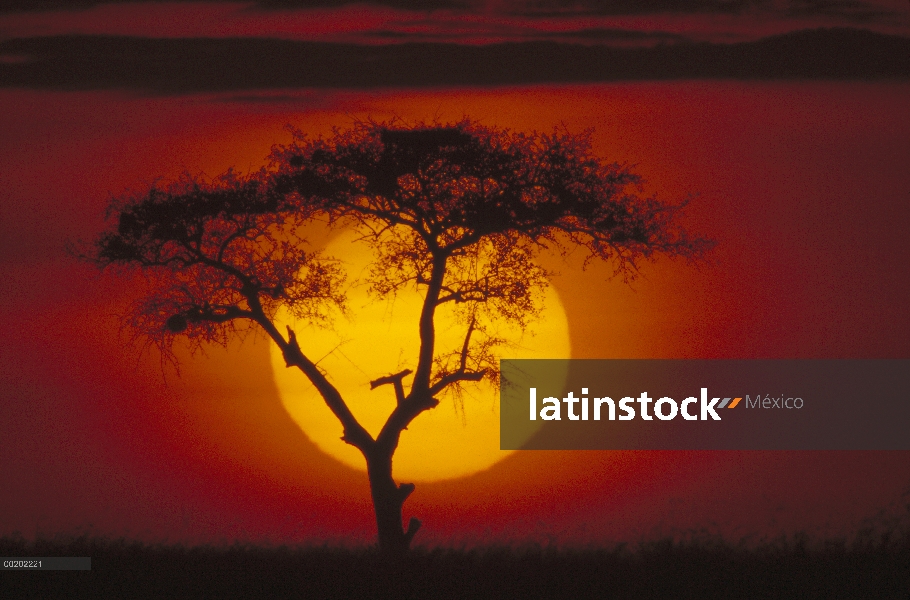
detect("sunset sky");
top-left (1, 1), bottom-right (909, 548)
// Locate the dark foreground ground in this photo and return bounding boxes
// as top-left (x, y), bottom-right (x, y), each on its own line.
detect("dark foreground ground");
top-left (2, 535), bottom-right (909, 599)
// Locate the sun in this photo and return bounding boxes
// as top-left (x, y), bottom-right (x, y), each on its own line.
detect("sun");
top-left (270, 230), bottom-right (571, 482)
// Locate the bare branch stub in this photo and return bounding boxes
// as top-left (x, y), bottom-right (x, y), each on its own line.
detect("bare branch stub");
top-left (369, 369), bottom-right (414, 390)
top-left (370, 369), bottom-right (413, 405)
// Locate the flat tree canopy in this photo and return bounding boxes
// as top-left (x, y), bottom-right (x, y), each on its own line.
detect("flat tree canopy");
top-left (89, 118), bottom-right (711, 552)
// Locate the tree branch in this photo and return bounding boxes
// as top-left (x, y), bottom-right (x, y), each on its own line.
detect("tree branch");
top-left (374, 391), bottom-right (440, 456)
top-left (436, 294), bottom-right (460, 304)
top-left (460, 315), bottom-right (475, 372)
top-left (281, 326), bottom-right (375, 451)
top-left (403, 517), bottom-right (421, 546)
top-left (191, 304), bottom-right (253, 324)
top-left (425, 315), bottom-right (487, 395)
top-left (428, 369), bottom-right (486, 397)
top-left (245, 287), bottom-right (374, 452)
top-left (216, 222), bottom-right (248, 265)
top-left (370, 369), bottom-right (413, 406)
top-left (411, 254), bottom-right (447, 394)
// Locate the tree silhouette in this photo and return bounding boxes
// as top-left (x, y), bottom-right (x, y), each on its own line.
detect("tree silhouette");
top-left (89, 119), bottom-right (711, 554)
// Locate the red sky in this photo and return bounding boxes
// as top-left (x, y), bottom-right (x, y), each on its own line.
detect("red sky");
top-left (1, 2), bottom-right (909, 548)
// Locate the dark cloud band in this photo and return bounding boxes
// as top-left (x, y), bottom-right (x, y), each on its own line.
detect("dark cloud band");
top-left (1, 0), bottom-right (901, 20)
top-left (0, 28), bottom-right (907, 93)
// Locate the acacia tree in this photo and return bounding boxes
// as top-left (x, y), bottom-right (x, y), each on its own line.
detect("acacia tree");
top-left (89, 119), bottom-right (710, 554)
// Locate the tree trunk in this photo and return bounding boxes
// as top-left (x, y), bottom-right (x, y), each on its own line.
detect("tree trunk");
top-left (365, 449), bottom-right (420, 555)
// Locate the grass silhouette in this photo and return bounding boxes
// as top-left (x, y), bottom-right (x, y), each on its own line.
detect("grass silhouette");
top-left (2, 533), bottom-right (909, 599)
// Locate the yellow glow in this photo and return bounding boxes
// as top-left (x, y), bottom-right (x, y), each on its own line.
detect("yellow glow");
top-left (270, 230), bottom-right (571, 482)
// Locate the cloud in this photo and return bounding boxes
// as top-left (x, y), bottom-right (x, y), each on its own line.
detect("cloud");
top-left (1, 0), bottom-right (903, 20)
top-left (499, 0), bottom-right (764, 17)
top-left (0, 29), bottom-right (907, 94)
top-left (545, 28), bottom-right (688, 45)
top-left (0, 0), bottom-right (467, 14)
top-left (3, 1), bottom-right (906, 47)
top-left (785, 0), bottom-right (897, 22)
top-left (361, 23), bottom-right (690, 46)
top-left (208, 90), bottom-right (338, 105)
